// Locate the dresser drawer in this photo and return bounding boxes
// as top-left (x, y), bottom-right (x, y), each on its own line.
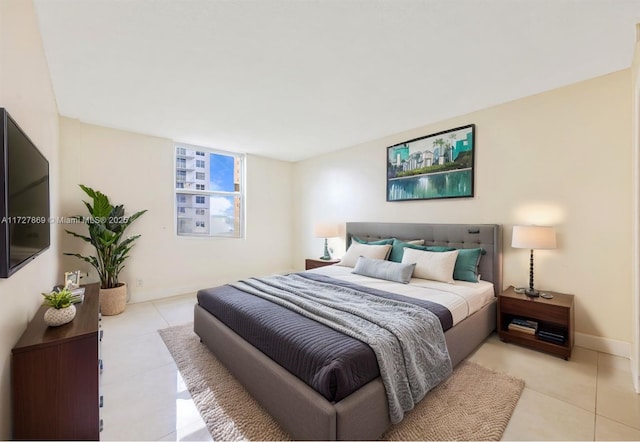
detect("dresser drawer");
top-left (499, 296), bottom-right (569, 326)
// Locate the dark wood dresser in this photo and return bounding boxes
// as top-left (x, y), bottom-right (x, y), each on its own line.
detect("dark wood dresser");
top-left (12, 283), bottom-right (102, 440)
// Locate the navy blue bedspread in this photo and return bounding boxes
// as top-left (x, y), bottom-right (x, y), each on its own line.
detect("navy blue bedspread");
top-left (196, 272), bottom-right (453, 402)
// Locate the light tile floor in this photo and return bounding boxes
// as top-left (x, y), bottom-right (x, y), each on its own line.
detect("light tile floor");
top-left (100, 293), bottom-right (640, 441)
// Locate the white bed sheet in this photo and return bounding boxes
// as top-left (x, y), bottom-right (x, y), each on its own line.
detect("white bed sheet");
top-left (307, 264), bottom-right (495, 326)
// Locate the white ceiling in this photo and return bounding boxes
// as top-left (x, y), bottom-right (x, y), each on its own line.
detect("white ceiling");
top-left (33, 0), bottom-right (640, 162)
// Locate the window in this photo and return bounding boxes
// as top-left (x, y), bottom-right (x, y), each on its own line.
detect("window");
top-left (175, 144), bottom-right (244, 238)
top-left (178, 219), bottom-right (190, 233)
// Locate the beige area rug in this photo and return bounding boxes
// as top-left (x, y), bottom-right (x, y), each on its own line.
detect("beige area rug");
top-left (159, 323), bottom-right (524, 441)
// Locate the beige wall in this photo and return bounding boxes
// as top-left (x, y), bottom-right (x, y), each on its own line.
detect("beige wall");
top-left (293, 70), bottom-right (632, 345)
top-left (631, 25), bottom-right (640, 392)
top-left (59, 118), bottom-right (294, 302)
top-left (0, 0), bottom-right (60, 438)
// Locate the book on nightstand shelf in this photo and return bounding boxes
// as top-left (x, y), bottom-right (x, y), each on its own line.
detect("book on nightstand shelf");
top-left (538, 329), bottom-right (566, 344)
top-left (508, 323), bottom-right (535, 334)
top-left (508, 318), bottom-right (538, 335)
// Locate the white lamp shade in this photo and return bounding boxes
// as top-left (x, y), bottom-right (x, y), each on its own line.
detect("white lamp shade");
top-left (313, 223), bottom-right (340, 238)
top-left (512, 225), bottom-right (556, 250)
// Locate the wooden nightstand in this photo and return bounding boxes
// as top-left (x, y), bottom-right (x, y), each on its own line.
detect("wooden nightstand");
top-left (498, 286), bottom-right (575, 360)
top-left (305, 258), bottom-right (340, 270)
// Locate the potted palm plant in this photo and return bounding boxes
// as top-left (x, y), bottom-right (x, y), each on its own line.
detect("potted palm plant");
top-left (65, 185), bottom-right (147, 315)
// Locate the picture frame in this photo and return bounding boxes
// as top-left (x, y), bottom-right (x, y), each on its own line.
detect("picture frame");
top-left (64, 270), bottom-right (81, 290)
top-left (387, 124), bottom-right (475, 201)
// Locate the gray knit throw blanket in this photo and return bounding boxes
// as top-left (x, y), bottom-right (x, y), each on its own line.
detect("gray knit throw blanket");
top-left (230, 273), bottom-right (452, 423)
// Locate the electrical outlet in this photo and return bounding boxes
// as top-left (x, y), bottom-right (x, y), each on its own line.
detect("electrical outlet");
top-left (136, 279), bottom-right (143, 287)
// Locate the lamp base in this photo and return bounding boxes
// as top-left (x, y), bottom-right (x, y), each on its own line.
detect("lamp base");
top-left (525, 249), bottom-right (539, 297)
top-left (320, 238), bottom-right (332, 260)
top-left (525, 288), bottom-right (540, 297)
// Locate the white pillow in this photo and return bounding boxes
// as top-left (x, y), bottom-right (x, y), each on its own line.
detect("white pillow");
top-left (338, 243), bottom-right (392, 268)
top-left (401, 248), bottom-right (460, 283)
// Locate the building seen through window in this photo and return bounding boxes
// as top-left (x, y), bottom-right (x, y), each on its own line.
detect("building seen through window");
top-left (175, 144), bottom-right (244, 238)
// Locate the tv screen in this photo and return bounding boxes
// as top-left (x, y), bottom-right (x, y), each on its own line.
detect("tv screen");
top-left (0, 108), bottom-right (50, 278)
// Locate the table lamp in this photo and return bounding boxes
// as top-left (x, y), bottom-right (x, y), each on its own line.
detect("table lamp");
top-left (512, 225), bottom-right (556, 297)
top-left (313, 223), bottom-right (340, 260)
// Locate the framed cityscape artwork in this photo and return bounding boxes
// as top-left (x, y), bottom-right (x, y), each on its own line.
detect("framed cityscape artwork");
top-left (386, 124), bottom-right (475, 201)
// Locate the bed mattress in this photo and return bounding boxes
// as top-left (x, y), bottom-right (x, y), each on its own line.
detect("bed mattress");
top-left (309, 264), bottom-right (495, 326)
top-left (196, 270), bottom-right (494, 403)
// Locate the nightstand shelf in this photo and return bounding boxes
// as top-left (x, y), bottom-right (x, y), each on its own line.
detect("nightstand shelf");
top-left (305, 258), bottom-right (339, 270)
top-left (498, 286), bottom-right (574, 360)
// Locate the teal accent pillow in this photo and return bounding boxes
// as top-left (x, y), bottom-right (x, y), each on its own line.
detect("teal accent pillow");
top-left (389, 239), bottom-right (427, 263)
top-left (452, 248), bottom-right (483, 282)
top-left (352, 236), bottom-right (394, 246)
top-left (426, 246), bottom-right (456, 252)
top-left (352, 256), bottom-right (416, 284)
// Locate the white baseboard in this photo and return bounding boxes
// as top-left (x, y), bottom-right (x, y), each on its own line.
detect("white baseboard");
top-left (575, 332), bottom-right (631, 358)
top-left (126, 268), bottom-right (297, 304)
top-left (128, 283), bottom-right (202, 304)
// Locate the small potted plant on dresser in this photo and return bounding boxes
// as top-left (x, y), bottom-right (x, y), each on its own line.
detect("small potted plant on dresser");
top-left (42, 287), bottom-right (76, 326)
top-left (65, 184), bottom-right (147, 316)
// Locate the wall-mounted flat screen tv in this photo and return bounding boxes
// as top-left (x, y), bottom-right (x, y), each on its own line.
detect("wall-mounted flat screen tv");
top-left (0, 108), bottom-right (50, 278)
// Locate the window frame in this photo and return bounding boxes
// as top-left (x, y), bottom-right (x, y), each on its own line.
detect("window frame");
top-left (174, 143), bottom-right (245, 239)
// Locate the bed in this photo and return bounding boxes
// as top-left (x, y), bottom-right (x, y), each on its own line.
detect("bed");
top-left (194, 222), bottom-right (502, 440)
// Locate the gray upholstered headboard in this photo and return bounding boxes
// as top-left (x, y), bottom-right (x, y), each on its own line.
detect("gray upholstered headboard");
top-left (345, 222), bottom-right (503, 295)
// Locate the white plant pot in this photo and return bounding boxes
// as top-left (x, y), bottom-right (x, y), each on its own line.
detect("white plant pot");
top-left (44, 305), bottom-right (76, 327)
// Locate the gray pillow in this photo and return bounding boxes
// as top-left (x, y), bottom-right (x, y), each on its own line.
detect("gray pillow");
top-left (352, 256), bottom-right (416, 284)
